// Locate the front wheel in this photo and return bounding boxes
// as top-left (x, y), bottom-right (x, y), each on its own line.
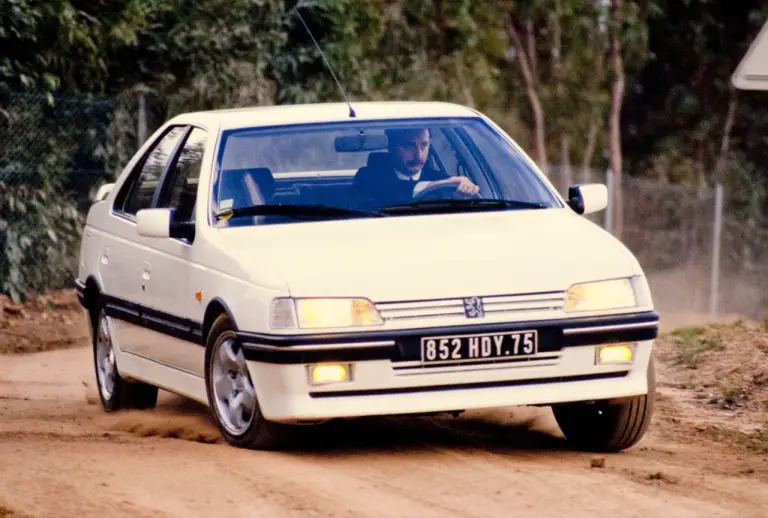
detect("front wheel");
top-left (552, 358), bottom-right (656, 453)
top-left (204, 313), bottom-right (288, 450)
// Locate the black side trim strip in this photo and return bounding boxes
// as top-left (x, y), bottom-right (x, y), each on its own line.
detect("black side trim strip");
top-left (236, 311), bottom-right (660, 346)
top-left (308, 371), bottom-right (630, 398)
top-left (242, 345), bottom-right (393, 364)
top-left (74, 279), bottom-right (87, 308)
top-left (102, 295), bottom-right (203, 345)
top-left (141, 305), bottom-right (201, 344)
top-left (562, 326), bottom-right (658, 347)
top-left (105, 301), bottom-right (141, 326)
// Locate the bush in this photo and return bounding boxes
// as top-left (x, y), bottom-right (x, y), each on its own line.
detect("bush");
top-left (0, 182), bottom-right (84, 302)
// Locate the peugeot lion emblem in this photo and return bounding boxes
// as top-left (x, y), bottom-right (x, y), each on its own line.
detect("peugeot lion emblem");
top-left (463, 296), bottom-right (485, 319)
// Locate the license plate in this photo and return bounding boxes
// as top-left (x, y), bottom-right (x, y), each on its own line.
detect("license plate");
top-left (420, 330), bottom-right (538, 364)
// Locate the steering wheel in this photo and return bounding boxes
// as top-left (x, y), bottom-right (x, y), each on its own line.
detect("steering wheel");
top-left (412, 182), bottom-right (482, 202)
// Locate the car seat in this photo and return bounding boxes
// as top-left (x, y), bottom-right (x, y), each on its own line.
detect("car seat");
top-left (216, 167), bottom-right (275, 226)
top-left (365, 151), bottom-right (392, 169)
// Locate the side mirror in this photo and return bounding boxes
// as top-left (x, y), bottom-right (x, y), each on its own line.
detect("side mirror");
top-left (567, 183), bottom-right (608, 215)
top-left (136, 208), bottom-right (172, 238)
top-left (136, 208), bottom-right (195, 241)
top-left (94, 183), bottom-right (115, 202)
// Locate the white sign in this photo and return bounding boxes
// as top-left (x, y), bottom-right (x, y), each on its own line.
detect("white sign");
top-left (732, 19), bottom-right (768, 91)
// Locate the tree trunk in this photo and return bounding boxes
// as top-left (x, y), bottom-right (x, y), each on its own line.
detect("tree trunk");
top-left (608, 0), bottom-right (625, 238)
top-left (582, 9), bottom-right (606, 184)
top-left (505, 15), bottom-right (548, 172)
top-left (525, 19), bottom-right (538, 84)
top-left (550, 1), bottom-right (571, 193)
top-left (582, 121), bottom-right (599, 183)
top-left (454, 54), bottom-right (476, 109)
top-left (561, 136), bottom-right (572, 193)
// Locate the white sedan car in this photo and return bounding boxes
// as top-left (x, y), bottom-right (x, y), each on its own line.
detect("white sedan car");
top-left (75, 101), bottom-right (659, 452)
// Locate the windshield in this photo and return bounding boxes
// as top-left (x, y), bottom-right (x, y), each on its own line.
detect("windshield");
top-left (209, 117), bottom-right (562, 227)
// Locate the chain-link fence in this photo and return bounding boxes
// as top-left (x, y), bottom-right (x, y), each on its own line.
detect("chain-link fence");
top-left (0, 90), bottom-right (121, 300)
top-left (2, 89), bottom-right (766, 322)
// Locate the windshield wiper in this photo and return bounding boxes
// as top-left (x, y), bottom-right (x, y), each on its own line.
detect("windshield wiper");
top-left (215, 203), bottom-right (384, 222)
top-left (380, 198), bottom-right (548, 214)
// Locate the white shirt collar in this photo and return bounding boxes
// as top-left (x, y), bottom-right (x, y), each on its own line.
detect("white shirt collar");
top-left (394, 168), bottom-right (421, 182)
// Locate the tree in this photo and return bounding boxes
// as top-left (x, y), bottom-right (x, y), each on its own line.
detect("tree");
top-left (607, 0), bottom-right (625, 238)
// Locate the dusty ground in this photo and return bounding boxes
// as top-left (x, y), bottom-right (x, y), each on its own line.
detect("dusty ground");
top-left (1, 290), bottom-right (767, 518)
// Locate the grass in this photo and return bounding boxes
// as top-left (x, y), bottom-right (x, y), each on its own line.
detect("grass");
top-left (701, 424), bottom-right (768, 455)
top-left (657, 318), bottom-right (768, 410)
top-left (666, 325), bottom-right (724, 369)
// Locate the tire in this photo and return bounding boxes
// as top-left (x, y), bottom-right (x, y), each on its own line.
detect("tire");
top-left (204, 313), bottom-right (287, 450)
top-left (552, 357), bottom-right (656, 453)
top-left (91, 300), bottom-right (158, 412)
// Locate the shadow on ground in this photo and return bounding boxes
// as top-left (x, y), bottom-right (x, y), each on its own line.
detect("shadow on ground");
top-left (98, 391), bottom-right (573, 456)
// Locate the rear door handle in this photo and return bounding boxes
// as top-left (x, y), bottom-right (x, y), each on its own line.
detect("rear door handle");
top-left (141, 261), bottom-right (151, 292)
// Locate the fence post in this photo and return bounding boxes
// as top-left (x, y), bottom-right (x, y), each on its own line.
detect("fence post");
top-left (138, 93), bottom-right (147, 148)
top-left (709, 182), bottom-right (724, 316)
top-left (604, 168), bottom-right (613, 233)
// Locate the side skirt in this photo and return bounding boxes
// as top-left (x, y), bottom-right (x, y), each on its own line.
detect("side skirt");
top-left (113, 341), bottom-right (209, 406)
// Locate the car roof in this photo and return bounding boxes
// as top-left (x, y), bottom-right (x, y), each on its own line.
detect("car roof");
top-left (168, 101), bottom-right (482, 131)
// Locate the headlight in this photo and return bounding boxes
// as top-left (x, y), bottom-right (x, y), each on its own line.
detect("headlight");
top-left (564, 278), bottom-right (639, 312)
top-left (269, 297), bottom-right (383, 329)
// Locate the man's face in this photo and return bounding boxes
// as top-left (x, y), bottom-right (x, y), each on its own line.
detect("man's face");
top-left (392, 129), bottom-right (430, 176)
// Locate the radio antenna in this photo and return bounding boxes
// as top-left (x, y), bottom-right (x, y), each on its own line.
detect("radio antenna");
top-left (291, 5), bottom-right (356, 118)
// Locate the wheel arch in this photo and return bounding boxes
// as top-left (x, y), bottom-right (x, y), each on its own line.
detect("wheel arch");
top-left (83, 275), bottom-right (102, 328)
top-left (202, 297), bottom-right (238, 344)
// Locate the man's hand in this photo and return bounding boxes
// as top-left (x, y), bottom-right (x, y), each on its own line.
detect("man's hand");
top-left (433, 176), bottom-right (480, 196)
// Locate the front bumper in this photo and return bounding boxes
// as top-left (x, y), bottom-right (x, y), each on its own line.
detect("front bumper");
top-left (237, 311), bottom-right (659, 422)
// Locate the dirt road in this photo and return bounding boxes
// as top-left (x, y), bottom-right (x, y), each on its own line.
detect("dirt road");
top-left (1, 341), bottom-right (767, 518)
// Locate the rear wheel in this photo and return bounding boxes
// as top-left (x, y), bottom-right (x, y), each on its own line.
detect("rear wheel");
top-left (92, 303), bottom-right (158, 411)
top-left (552, 358), bottom-right (656, 453)
top-left (205, 313), bottom-right (288, 449)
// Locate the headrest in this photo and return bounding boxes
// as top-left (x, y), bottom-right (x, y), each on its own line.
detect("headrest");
top-left (366, 152), bottom-right (391, 169)
top-left (219, 167), bottom-right (275, 199)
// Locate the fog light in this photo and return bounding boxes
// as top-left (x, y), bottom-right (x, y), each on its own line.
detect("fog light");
top-left (308, 364), bottom-right (351, 385)
top-left (596, 344), bottom-right (634, 365)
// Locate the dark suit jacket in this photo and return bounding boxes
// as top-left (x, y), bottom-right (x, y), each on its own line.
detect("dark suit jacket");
top-left (351, 161), bottom-right (449, 210)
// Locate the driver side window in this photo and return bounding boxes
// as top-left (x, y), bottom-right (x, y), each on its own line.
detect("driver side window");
top-left (119, 126), bottom-right (188, 217)
top-left (157, 127), bottom-right (208, 223)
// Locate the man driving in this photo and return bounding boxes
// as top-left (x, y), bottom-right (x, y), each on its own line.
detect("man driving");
top-left (352, 127), bottom-right (480, 210)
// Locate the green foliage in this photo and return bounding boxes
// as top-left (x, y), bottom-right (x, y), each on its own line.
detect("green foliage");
top-left (0, 0), bottom-right (767, 301)
top-left (0, 1), bottom-right (145, 94)
top-left (623, 0), bottom-right (768, 188)
top-left (0, 88), bottom-right (113, 203)
top-left (0, 182), bottom-right (84, 303)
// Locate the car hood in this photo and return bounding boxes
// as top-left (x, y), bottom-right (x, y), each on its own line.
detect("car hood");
top-left (218, 208), bottom-right (641, 301)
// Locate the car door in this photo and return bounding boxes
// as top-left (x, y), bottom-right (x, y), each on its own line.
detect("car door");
top-left (102, 124), bottom-right (189, 360)
top-left (139, 126), bottom-right (210, 377)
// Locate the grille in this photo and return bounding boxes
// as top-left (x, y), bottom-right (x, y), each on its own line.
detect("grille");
top-left (375, 291), bottom-right (566, 323)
